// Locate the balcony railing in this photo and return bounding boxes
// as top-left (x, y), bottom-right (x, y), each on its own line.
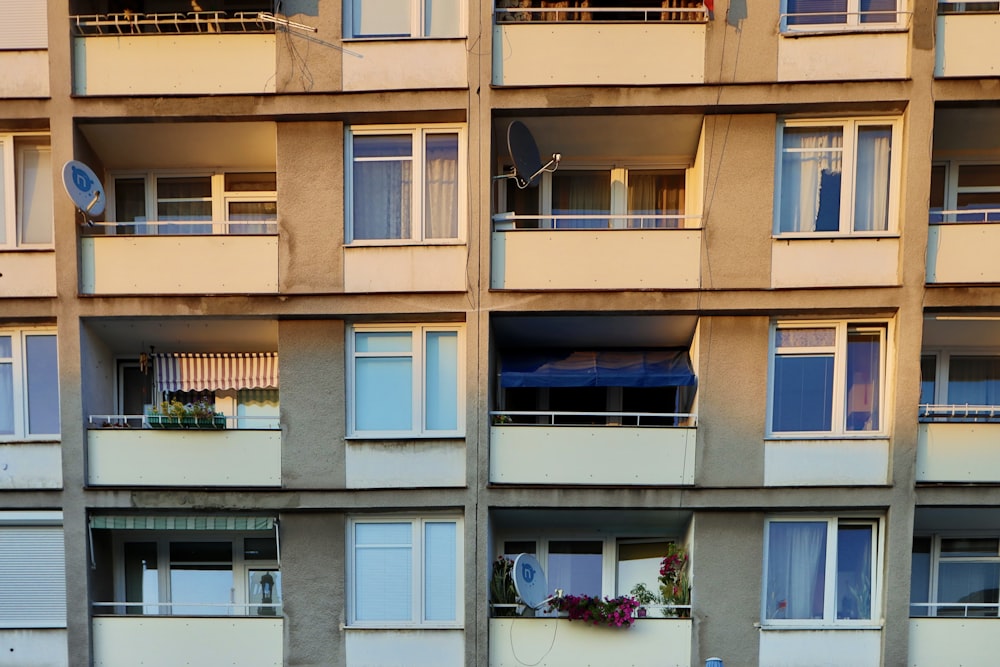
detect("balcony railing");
top-left (910, 601), bottom-right (1000, 618)
top-left (929, 208), bottom-right (1000, 224)
top-left (494, 4), bottom-right (707, 23)
top-left (490, 410), bottom-right (696, 427)
top-left (939, 1), bottom-right (1000, 14)
top-left (93, 601), bottom-right (281, 617)
top-left (81, 220), bottom-right (277, 236)
top-left (72, 11), bottom-right (275, 35)
top-left (492, 212), bottom-right (701, 230)
top-left (87, 414), bottom-right (280, 430)
top-left (918, 404), bottom-right (1000, 422)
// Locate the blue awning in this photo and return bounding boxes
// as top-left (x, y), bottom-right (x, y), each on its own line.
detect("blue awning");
top-left (499, 350), bottom-right (696, 388)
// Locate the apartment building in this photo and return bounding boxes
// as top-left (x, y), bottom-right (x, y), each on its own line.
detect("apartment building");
top-left (1, 0), bottom-right (998, 665)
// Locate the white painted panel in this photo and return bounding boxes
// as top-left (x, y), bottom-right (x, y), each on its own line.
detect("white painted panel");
top-left (80, 236), bottom-right (278, 294)
top-left (489, 618), bottom-right (691, 667)
top-left (778, 32), bottom-right (908, 81)
top-left (73, 35), bottom-right (276, 95)
top-left (92, 617), bottom-right (282, 667)
top-left (88, 430), bottom-right (280, 486)
top-left (759, 629), bottom-right (881, 667)
top-left (0, 52), bottom-right (48, 97)
top-left (916, 422), bottom-right (1000, 482)
top-left (343, 40), bottom-right (467, 91)
top-left (926, 224), bottom-right (1000, 283)
top-left (344, 245), bottom-right (467, 293)
top-left (490, 426), bottom-right (696, 485)
top-left (936, 16), bottom-right (1000, 77)
top-left (909, 618), bottom-right (997, 666)
top-left (764, 440), bottom-right (889, 487)
top-left (346, 440), bottom-right (465, 488)
top-left (492, 229), bottom-right (701, 290)
top-left (0, 252), bottom-right (55, 297)
top-left (0, 629), bottom-right (67, 667)
top-left (771, 237), bottom-right (899, 288)
top-left (493, 24), bottom-right (704, 86)
top-left (346, 629), bottom-right (464, 667)
top-left (0, 444), bottom-right (61, 489)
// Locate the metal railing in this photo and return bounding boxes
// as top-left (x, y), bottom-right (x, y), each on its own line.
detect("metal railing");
top-left (494, 4), bottom-right (708, 23)
top-left (910, 601), bottom-right (1000, 617)
top-left (72, 11), bottom-right (274, 36)
top-left (918, 404), bottom-right (1000, 422)
top-left (938, 1), bottom-right (1000, 15)
top-left (492, 212), bottom-right (702, 230)
top-left (929, 208), bottom-right (1000, 224)
top-left (81, 220), bottom-right (278, 236)
top-left (490, 410), bottom-right (696, 427)
top-left (88, 414), bottom-right (280, 430)
top-left (92, 601), bottom-right (281, 616)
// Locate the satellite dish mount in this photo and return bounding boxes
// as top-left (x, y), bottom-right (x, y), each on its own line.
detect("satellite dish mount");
top-left (504, 121), bottom-right (561, 189)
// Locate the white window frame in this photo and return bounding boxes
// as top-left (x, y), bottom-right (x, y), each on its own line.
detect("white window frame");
top-left (347, 323), bottom-right (465, 438)
top-left (915, 533), bottom-right (1000, 618)
top-left (343, 0), bottom-right (465, 39)
top-left (930, 160), bottom-right (1000, 223)
top-left (766, 320), bottom-right (891, 438)
top-left (107, 169), bottom-right (277, 235)
top-left (345, 125), bottom-right (467, 245)
top-left (921, 348), bottom-right (1000, 407)
top-left (0, 133), bottom-right (52, 249)
top-left (780, 0), bottom-right (906, 33)
top-left (774, 117), bottom-right (902, 237)
top-left (110, 531), bottom-right (280, 617)
top-left (0, 326), bottom-right (59, 442)
top-left (347, 515), bottom-right (464, 628)
top-left (762, 515), bottom-right (884, 628)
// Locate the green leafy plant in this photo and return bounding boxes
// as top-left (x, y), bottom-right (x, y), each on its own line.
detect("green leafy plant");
top-left (548, 594), bottom-right (640, 628)
top-left (490, 556), bottom-right (519, 616)
top-left (658, 543), bottom-right (691, 617)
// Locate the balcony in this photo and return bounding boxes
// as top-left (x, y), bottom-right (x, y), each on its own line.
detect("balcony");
top-left (489, 617), bottom-right (691, 667)
top-left (916, 408), bottom-right (1000, 483)
top-left (70, 10), bottom-right (276, 95)
top-left (342, 40), bottom-right (467, 91)
top-left (936, 1), bottom-right (1000, 77)
top-left (491, 3), bottom-right (706, 86)
top-left (926, 210), bottom-right (1000, 283)
top-left (910, 618), bottom-right (998, 666)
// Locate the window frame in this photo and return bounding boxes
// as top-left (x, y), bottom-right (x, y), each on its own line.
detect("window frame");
top-left (912, 532), bottom-right (1000, 618)
top-left (762, 515), bottom-right (884, 628)
top-left (0, 133), bottom-right (53, 250)
top-left (346, 323), bottom-right (465, 439)
top-left (929, 160), bottom-right (1000, 223)
top-left (343, 0), bottom-right (465, 39)
top-left (346, 125), bottom-right (466, 245)
top-left (347, 515), bottom-right (464, 629)
top-left (780, 0), bottom-right (906, 33)
top-left (0, 326), bottom-right (59, 442)
top-left (920, 348), bottom-right (1000, 411)
top-left (773, 117), bottom-right (902, 237)
top-left (106, 169), bottom-right (277, 235)
top-left (766, 320), bottom-right (891, 438)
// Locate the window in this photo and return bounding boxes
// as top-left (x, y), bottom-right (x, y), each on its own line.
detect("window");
top-left (919, 351), bottom-right (1000, 420)
top-left (345, 0), bottom-right (461, 37)
top-left (911, 535), bottom-right (1000, 618)
top-left (763, 517), bottom-right (880, 625)
top-left (0, 512), bottom-right (64, 629)
top-left (0, 328), bottom-right (59, 440)
top-left (347, 127), bottom-right (463, 243)
top-left (504, 166), bottom-right (688, 230)
top-left (90, 518), bottom-right (281, 617)
top-left (348, 517), bottom-right (462, 627)
top-left (109, 171), bottom-right (277, 236)
top-left (0, 135), bottom-right (52, 249)
top-left (768, 321), bottom-right (887, 436)
top-left (495, 0), bottom-right (709, 23)
top-left (775, 119), bottom-right (900, 235)
top-left (348, 325), bottom-right (463, 438)
top-left (929, 162), bottom-right (1000, 224)
top-left (781, 0), bottom-right (901, 31)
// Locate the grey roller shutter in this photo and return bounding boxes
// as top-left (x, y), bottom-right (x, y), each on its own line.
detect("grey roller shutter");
top-left (0, 1), bottom-right (47, 50)
top-left (0, 527), bottom-right (66, 628)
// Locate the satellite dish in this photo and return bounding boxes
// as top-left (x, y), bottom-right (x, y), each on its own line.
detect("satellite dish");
top-left (506, 121), bottom-right (561, 189)
top-left (61, 160), bottom-right (106, 219)
top-left (513, 553), bottom-right (555, 610)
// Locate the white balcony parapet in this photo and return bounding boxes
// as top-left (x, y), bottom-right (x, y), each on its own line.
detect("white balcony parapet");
top-left (493, 5), bottom-right (707, 23)
top-left (916, 419), bottom-right (1000, 482)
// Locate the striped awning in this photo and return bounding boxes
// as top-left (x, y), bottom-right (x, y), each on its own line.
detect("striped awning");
top-left (154, 352), bottom-right (278, 392)
top-left (89, 515), bottom-right (275, 531)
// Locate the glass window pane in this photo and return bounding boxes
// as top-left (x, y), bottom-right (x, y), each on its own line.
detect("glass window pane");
top-left (853, 126), bottom-right (892, 232)
top-left (425, 331), bottom-right (458, 431)
top-left (224, 172), bottom-right (276, 192)
top-left (0, 362), bottom-right (12, 436)
top-left (860, 0), bottom-right (897, 23)
top-left (937, 562), bottom-right (1000, 617)
top-left (355, 523), bottom-right (413, 621)
top-left (425, 0), bottom-right (459, 35)
top-left (0, 144), bottom-right (6, 244)
top-left (779, 128), bottom-right (843, 233)
top-left (17, 145), bottom-right (53, 245)
top-left (766, 521), bottom-right (827, 620)
top-left (941, 538), bottom-right (1000, 557)
top-left (929, 165), bottom-right (946, 211)
top-left (124, 542), bottom-right (158, 615)
top-left (356, 357), bottom-right (412, 431)
top-left (845, 328), bottom-right (881, 431)
top-left (424, 522), bottom-right (457, 621)
top-left (158, 176), bottom-right (212, 199)
top-left (627, 170), bottom-right (685, 229)
top-left (548, 540), bottom-right (603, 598)
top-left (424, 134), bottom-right (459, 239)
top-left (948, 356), bottom-right (1000, 406)
top-left (551, 170), bottom-right (611, 229)
top-left (25, 334), bottom-right (59, 436)
top-left (772, 355), bottom-right (834, 432)
top-left (356, 332), bottom-right (413, 354)
top-left (169, 542), bottom-right (233, 616)
top-left (775, 327), bottom-right (836, 349)
top-left (617, 540), bottom-right (672, 597)
top-left (920, 355), bottom-right (936, 406)
top-left (836, 524), bottom-right (873, 620)
top-left (910, 536), bottom-right (931, 617)
top-left (787, 0), bottom-right (848, 24)
top-left (114, 178), bottom-right (148, 233)
top-left (249, 569), bottom-right (282, 616)
top-left (353, 0), bottom-right (411, 36)
top-left (353, 160), bottom-right (412, 240)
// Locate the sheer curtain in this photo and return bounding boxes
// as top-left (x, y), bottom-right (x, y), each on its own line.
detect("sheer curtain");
top-left (424, 134), bottom-right (458, 240)
top-left (628, 170), bottom-right (685, 229)
top-left (853, 126), bottom-right (892, 232)
top-left (552, 170), bottom-right (610, 229)
top-left (156, 177), bottom-right (213, 235)
top-left (17, 144), bottom-right (53, 245)
top-left (353, 136), bottom-right (411, 240)
top-left (767, 521), bottom-right (827, 619)
top-left (948, 356), bottom-right (1000, 407)
top-left (0, 342), bottom-right (12, 436)
top-left (779, 128), bottom-right (843, 233)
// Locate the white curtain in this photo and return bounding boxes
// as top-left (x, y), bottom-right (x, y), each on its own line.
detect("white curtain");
top-left (0, 361), bottom-right (12, 436)
top-left (767, 522), bottom-right (827, 619)
top-left (424, 522), bottom-right (457, 621)
top-left (17, 145), bottom-right (53, 245)
top-left (353, 135), bottom-right (412, 240)
top-left (628, 171), bottom-right (684, 229)
top-left (853, 126), bottom-right (891, 232)
top-left (948, 356), bottom-right (1000, 407)
top-left (354, 522), bottom-right (413, 621)
top-left (424, 134), bottom-right (458, 239)
top-left (779, 128), bottom-right (843, 233)
top-left (552, 171), bottom-right (610, 229)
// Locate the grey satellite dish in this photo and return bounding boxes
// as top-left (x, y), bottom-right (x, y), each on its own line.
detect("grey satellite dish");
top-left (61, 160), bottom-right (106, 219)
top-left (513, 553), bottom-right (562, 610)
top-left (507, 121), bottom-right (561, 189)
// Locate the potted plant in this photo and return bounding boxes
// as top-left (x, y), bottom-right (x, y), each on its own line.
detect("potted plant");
top-left (547, 594), bottom-right (640, 628)
top-left (148, 399), bottom-right (226, 429)
top-left (629, 582), bottom-right (658, 618)
top-left (490, 555), bottom-right (521, 617)
top-left (658, 543), bottom-right (691, 618)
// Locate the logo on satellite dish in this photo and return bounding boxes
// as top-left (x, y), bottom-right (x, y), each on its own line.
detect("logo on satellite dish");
top-left (520, 561), bottom-right (536, 583)
top-left (71, 164), bottom-right (95, 194)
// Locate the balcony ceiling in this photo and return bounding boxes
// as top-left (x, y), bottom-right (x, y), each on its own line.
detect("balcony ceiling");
top-left (934, 108), bottom-right (1000, 157)
top-left (84, 317), bottom-right (278, 354)
top-left (915, 507), bottom-right (1000, 532)
top-left (923, 315), bottom-right (1000, 348)
top-left (79, 121), bottom-right (277, 171)
top-left (492, 508), bottom-right (692, 535)
top-left (493, 315), bottom-right (697, 349)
